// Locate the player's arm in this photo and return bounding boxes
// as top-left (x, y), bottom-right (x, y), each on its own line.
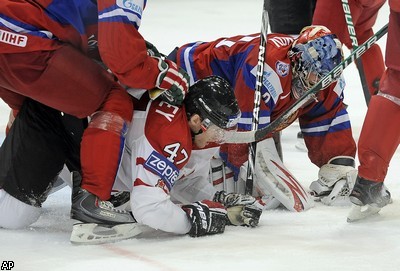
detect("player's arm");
top-left (299, 78), bottom-right (356, 166)
top-left (131, 155), bottom-right (227, 237)
top-left (96, 0), bottom-right (189, 105)
top-left (131, 104), bottom-right (227, 237)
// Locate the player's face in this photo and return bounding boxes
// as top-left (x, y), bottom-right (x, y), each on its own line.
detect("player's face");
top-left (307, 72), bottom-right (319, 87)
top-left (193, 122), bottom-right (237, 148)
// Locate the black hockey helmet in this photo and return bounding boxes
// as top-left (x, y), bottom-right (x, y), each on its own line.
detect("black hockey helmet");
top-left (185, 76), bottom-right (241, 130)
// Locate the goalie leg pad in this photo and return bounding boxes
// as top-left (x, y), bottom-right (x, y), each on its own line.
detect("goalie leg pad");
top-left (254, 138), bottom-right (314, 212)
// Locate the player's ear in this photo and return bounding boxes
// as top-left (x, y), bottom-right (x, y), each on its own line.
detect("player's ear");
top-left (189, 114), bottom-right (201, 124)
top-left (188, 114), bottom-right (202, 131)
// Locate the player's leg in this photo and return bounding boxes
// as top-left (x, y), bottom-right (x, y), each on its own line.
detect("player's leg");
top-left (0, 99), bottom-right (67, 228)
top-left (348, 9), bottom-right (400, 220)
top-left (265, 0), bottom-right (315, 34)
top-left (72, 85), bottom-right (136, 225)
top-left (313, 0), bottom-right (385, 96)
top-left (0, 45), bottom-right (135, 225)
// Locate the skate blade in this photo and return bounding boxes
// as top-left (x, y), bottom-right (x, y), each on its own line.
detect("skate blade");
top-left (70, 223), bottom-right (142, 245)
top-left (347, 204), bottom-right (381, 223)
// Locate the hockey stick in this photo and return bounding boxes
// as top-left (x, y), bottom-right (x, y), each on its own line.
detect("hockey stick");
top-left (342, 0), bottom-right (371, 105)
top-left (225, 23), bottom-right (388, 144)
top-left (245, 9), bottom-right (269, 195)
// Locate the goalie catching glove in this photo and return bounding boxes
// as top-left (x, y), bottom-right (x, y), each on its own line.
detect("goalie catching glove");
top-left (155, 57), bottom-right (190, 106)
top-left (182, 200), bottom-right (227, 237)
top-left (214, 191), bottom-right (263, 227)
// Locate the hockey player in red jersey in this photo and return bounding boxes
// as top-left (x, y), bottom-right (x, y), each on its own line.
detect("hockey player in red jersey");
top-left (313, 0), bottom-right (386, 98)
top-left (347, 0), bottom-right (399, 221)
top-left (0, 0), bottom-right (189, 226)
top-left (172, 25), bottom-right (358, 206)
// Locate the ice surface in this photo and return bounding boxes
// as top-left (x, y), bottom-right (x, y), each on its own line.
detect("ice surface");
top-left (1, 1), bottom-right (398, 271)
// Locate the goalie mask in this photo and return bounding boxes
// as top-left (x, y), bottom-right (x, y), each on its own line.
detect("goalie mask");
top-left (288, 25), bottom-right (343, 100)
top-left (185, 76), bottom-right (241, 143)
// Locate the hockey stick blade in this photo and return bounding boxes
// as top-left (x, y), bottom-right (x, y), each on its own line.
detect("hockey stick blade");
top-left (225, 23), bottom-right (389, 144)
top-left (70, 223), bottom-right (142, 245)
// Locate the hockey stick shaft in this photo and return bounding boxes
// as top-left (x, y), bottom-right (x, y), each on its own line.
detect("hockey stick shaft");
top-left (226, 23), bottom-right (388, 144)
top-left (245, 9), bottom-right (269, 195)
top-left (342, 0), bottom-right (371, 105)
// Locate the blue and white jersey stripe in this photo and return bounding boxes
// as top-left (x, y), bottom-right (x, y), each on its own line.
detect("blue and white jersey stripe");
top-left (301, 109), bottom-right (351, 136)
top-left (0, 15), bottom-right (54, 39)
top-left (179, 42), bottom-right (202, 85)
top-left (238, 111), bottom-right (271, 131)
top-left (98, 0), bottom-right (144, 29)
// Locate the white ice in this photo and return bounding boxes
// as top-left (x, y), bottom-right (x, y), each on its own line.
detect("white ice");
top-left (1, 1), bottom-right (398, 271)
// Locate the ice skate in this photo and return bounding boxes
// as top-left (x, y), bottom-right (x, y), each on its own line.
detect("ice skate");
top-left (347, 177), bottom-right (391, 222)
top-left (70, 172), bottom-right (140, 244)
top-left (109, 191), bottom-right (131, 209)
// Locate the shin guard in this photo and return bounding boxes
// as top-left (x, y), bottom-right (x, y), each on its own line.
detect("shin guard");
top-left (80, 86), bottom-right (133, 200)
top-left (358, 95), bottom-right (400, 181)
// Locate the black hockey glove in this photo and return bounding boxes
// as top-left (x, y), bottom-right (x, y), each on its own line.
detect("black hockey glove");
top-left (214, 191), bottom-right (263, 227)
top-left (182, 200), bottom-right (227, 237)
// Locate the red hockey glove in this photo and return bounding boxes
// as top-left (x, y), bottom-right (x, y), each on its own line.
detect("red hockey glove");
top-left (155, 57), bottom-right (190, 106)
top-left (182, 200), bottom-right (227, 237)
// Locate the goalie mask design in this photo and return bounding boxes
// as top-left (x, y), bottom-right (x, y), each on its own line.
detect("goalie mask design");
top-left (288, 25), bottom-right (343, 99)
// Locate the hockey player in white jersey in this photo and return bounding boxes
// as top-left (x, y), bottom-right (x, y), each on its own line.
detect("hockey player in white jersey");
top-left (70, 76), bottom-right (263, 243)
top-left (0, 76), bottom-right (263, 245)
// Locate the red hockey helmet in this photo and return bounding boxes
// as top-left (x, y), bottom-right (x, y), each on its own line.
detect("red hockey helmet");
top-left (293, 25), bottom-right (334, 46)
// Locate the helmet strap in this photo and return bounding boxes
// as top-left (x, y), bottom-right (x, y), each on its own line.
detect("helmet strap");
top-left (191, 129), bottom-right (203, 141)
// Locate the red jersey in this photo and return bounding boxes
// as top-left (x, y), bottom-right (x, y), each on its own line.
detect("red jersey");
top-left (176, 33), bottom-right (356, 177)
top-left (0, 0), bottom-right (160, 89)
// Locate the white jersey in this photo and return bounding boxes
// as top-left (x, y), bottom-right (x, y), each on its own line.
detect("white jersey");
top-left (114, 96), bottom-right (219, 234)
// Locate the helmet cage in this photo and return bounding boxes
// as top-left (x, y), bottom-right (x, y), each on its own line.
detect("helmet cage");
top-left (289, 33), bottom-right (343, 99)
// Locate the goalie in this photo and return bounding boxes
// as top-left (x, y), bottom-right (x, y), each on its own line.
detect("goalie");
top-left (170, 25), bottom-right (359, 208)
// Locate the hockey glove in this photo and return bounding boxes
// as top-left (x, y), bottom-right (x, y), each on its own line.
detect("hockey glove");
top-left (182, 200), bottom-right (227, 237)
top-left (155, 57), bottom-right (190, 106)
top-left (214, 191), bottom-right (263, 227)
top-left (145, 40), bottom-right (162, 57)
